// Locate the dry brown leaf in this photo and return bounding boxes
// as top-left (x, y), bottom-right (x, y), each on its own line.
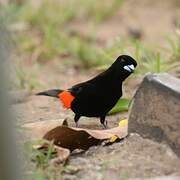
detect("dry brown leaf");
top-left (23, 119), bottom-right (128, 151)
top-left (50, 145), bottom-right (70, 165)
top-left (22, 119), bottom-right (65, 139)
top-left (44, 126), bottom-right (101, 151)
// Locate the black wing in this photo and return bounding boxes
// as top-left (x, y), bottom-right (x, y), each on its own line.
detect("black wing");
top-left (68, 81), bottom-right (97, 97)
top-left (68, 68), bottom-right (112, 97)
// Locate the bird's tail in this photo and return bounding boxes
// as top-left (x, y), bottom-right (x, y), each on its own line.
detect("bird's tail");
top-left (36, 89), bottom-right (63, 98)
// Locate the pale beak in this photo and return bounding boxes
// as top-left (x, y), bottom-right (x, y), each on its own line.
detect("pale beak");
top-left (123, 64), bottom-right (135, 72)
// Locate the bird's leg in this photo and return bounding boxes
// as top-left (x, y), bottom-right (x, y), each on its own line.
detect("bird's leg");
top-left (100, 116), bottom-right (108, 129)
top-left (74, 114), bottom-right (81, 128)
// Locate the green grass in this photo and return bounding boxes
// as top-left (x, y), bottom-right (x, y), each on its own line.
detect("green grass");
top-left (14, 62), bottom-right (44, 91)
top-left (166, 31), bottom-right (180, 59)
top-left (64, 36), bottom-right (108, 68)
top-left (3, 0), bottom-right (179, 78)
top-left (12, 0), bottom-right (124, 63)
top-left (96, 36), bottom-right (180, 76)
top-left (24, 140), bottom-right (64, 179)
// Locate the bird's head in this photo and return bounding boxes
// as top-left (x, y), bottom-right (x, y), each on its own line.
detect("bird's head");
top-left (111, 55), bottom-right (137, 80)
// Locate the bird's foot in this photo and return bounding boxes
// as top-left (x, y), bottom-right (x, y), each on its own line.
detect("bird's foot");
top-left (75, 122), bottom-right (79, 128)
top-left (102, 120), bottom-right (108, 129)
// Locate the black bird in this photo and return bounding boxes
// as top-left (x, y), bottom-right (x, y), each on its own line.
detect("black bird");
top-left (37, 55), bottom-right (137, 128)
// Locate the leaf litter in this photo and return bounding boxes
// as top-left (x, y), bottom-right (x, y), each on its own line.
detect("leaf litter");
top-left (22, 118), bottom-right (128, 165)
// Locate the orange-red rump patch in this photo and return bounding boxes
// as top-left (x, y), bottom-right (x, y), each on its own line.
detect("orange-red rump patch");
top-left (58, 91), bottom-right (75, 109)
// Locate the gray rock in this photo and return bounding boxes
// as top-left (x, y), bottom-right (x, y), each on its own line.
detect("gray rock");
top-left (129, 73), bottom-right (180, 156)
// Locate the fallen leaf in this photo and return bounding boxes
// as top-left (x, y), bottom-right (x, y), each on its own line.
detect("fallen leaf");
top-left (50, 145), bottom-right (70, 165)
top-left (23, 119), bottom-right (128, 163)
top-left (109, 119), bottom-right (128, 143)
top-left (43, 126), bottom-right (101, 151)
top-left (119, 119), bottom-right (128, 127)
top-left (109, 135), bottom-right (118, 143)
top-left (62, 118), bottom-right (69, 127)
top-left (22, 119), bottom-right (65, 139)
